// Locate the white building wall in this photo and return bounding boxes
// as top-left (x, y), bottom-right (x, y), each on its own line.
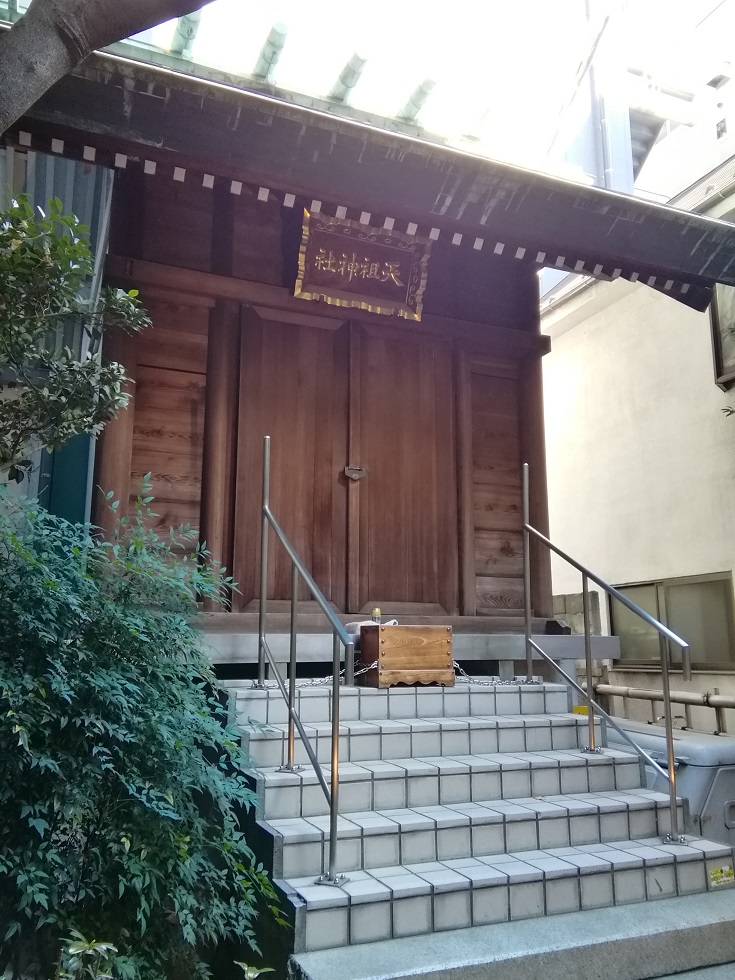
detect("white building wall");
top-left (542, 269), bottom-right (735, 728)
top-left (542, 276), bottom-right (735, 624)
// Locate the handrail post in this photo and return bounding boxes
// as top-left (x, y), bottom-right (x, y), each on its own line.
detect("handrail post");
top-left (522, 463), bottom-right (533, 682)
top-left (660, 634), bottom-right (684, 841)
top-left (278, 561), bottom-right (300, 772)
top-left (257, 436), bottom-right (271, 688)
top-left (581, 574), bottom-right (600, 753)
top-left (345, 639), bottom-right (355, 686)
top-left (317, 632), bottom-right (346, 884)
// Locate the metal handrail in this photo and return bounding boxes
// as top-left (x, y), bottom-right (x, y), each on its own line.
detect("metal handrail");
top-left (522, 462), bottom-right (691, 842)
top-left (257, 436), bottom-right (355, 884)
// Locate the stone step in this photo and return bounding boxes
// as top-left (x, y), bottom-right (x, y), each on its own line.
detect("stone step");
top-left (287, 888), bottom-right (735, 980)
top-left (229, 681), bottom-right (570, 727)
top-left (248, 746), bottom-right (637, 820)
top-left (240, 713), bottom-right (601, 770)
top-left (281, 837), bottom-right (735, 954)
top-left (264, 791), bottom-right (683, 879)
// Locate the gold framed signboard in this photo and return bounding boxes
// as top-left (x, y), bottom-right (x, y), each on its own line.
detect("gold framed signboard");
top-left (294, 210), bottom-right (432, 321)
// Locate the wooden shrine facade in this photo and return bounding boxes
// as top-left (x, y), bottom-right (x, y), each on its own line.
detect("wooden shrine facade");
top-left (12, 50), bottom-right (735, 626)
top-left (95, 166), bottom-right (552, 620)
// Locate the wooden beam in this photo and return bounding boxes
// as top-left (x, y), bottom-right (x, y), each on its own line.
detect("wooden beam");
top-left (92, 329), bottom-right (137, 536)
top-left (105, 255), bottom-right (546, 357)
top-left (454, 346), bottom-right (476, 615)
top-left (200, 299), bottom-right (241, 608)
top-left (519, 351), bottom-right (553, 618)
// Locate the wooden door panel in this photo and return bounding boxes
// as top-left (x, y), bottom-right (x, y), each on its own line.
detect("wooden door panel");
top-left (232, 310), bottom-right (348, 608)
top-left (355, 326), bottom-right (458, 613)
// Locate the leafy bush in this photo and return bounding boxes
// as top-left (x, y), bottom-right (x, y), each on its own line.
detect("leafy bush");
top-left (0, 195), bottom-right (150, 482)
top-left (0, 486), bottom-right (284, 979)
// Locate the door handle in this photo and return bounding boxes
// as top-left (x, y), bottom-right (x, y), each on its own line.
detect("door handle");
top-left (344, 466), bottom-right (366, 482)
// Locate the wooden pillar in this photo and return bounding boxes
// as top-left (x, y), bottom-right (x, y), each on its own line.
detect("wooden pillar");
top-left (200, 299), bottom-right (241, 607)
top-left (454, 346), bottom-right (476, 615)
top-left (92, 329), bottom-right (137, 537)
top-left (519, 349), bottom-right (553, 618)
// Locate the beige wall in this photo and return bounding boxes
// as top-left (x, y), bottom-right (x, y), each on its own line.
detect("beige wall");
top-left (541, 271), bottom-right (735, 710)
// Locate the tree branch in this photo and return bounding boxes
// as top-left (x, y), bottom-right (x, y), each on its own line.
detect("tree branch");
top-left (0, 0), bottom-right (216, 136)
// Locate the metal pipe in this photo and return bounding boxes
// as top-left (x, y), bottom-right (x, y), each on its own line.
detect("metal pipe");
top-left (325, 633), bottom-right (342, 883)
top-left (682, 645), bottom-right (692, 683)
top-left (528, 639), bottom-right (670, 784)
top-left (286, 561), bottom-right (299, 769)
top-left (524, 523), bottom-right (689, 654)
top-left (659, 634), bottom-right (682, 840)
top-left (265, 508), bottom-right (353, 649)
top-left (714, 688), bottom-right (729, 734)
top-left (345, 640), bottom-right (355, 687)
top-left (522, 463), bottom-right (533, 682)
top-left (261, 638), bottom-right (331, 803)
top-left (257, 436), bottom-right (271, 687)
top-left (582, 574), bottom-right (598, 753)
top-left (592, 684), bottom-right (708, 706)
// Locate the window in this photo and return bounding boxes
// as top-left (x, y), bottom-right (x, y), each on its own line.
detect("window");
top-left (610, 574), bottom-right (735, 669)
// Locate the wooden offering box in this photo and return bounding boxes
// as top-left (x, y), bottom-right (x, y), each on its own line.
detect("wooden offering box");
top-left (357, 625), bottom-right (455, 688)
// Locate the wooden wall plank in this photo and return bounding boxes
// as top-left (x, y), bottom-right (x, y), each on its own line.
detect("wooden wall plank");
top-left (475, 575), bottom-right (525, 614)
top-left (473, 485), bottom-right (523, 532)
top-left (474, 529), bottom-right (524, 577)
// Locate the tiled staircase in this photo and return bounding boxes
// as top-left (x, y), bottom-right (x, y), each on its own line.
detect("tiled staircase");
top-left (227, 678), bottom-right (735, 977)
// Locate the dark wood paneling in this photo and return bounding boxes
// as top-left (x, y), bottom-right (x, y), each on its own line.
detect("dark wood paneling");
top-left (200, 300), bottom-right (241, 598)
top-left (232, 308), bottom-right (349, 608)
top-left (356, 324), bottom-right (458, 613)
top-left (140, 175), bottom-right (213, 272)
top-left (231, 191), bottom-right (284, 285)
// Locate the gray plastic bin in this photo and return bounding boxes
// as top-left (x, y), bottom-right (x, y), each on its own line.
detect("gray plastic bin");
top-left (607, 719), bottom-right (735, 845)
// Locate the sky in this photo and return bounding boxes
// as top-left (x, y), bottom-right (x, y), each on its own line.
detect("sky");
top-left (135, 0), bottom-right (733, 173)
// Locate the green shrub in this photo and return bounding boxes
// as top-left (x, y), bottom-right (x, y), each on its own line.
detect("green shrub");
top-left (0, 195), bottom-right (150, 483)
top-left (0, 485), bottom-right (284, 979)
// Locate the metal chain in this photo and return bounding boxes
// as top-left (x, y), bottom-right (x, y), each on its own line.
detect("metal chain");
top-left (249, 660), bottom-right (538, 689)
top-left (452, 661), bottom-right (541, 687)
top-left (250, 660), bottom-right (379, 690)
